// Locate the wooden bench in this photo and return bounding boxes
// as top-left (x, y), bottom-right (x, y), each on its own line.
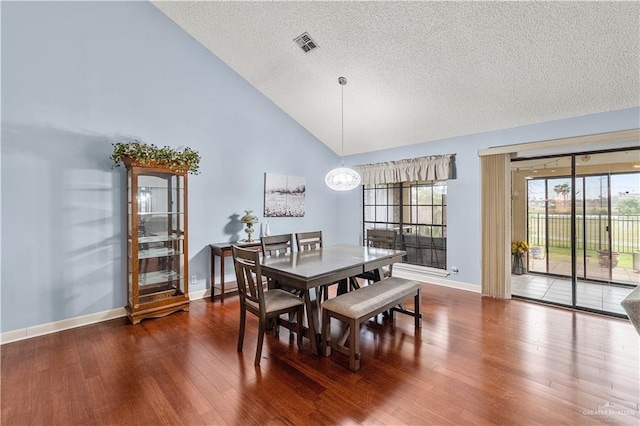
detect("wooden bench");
top-left (321, 277), bottom-right (422, 372)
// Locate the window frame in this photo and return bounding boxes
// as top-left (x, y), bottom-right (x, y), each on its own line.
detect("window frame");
top-left (363, 180), bottom-right (447, 270)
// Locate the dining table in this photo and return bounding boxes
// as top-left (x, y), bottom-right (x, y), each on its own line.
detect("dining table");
top-left (260, 244), bottom-right (406, 355)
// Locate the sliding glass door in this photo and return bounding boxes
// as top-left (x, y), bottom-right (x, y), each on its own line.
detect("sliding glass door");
top-left (580, 174), bottom-right (612, 282)
top-left (525, 158), bottom-right (574, 278)
top-left (512, 148), bottom-right (639, 317)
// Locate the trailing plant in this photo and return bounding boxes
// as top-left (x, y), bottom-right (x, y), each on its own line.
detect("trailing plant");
top-left (111, 140), bottom-right (201, 174)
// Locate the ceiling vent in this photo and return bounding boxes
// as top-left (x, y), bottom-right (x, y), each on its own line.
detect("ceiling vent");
top-left (293, 32), bottom-right (319, 53)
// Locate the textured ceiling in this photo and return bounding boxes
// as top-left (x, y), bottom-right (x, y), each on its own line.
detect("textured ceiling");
top-left (152, 1), bottom-right (640, 156)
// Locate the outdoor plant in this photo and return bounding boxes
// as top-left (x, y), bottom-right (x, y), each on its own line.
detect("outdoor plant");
top-left (111, 140), bottom-right (201, 174)
top-left (511, 240), bottom-right (529, 257)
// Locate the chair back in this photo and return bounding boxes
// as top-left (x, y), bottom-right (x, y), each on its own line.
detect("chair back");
top-left (296, 231), bottom-right (323, 251)
top-left (402, 233), bottom-right (445, 268)
top-left (365, 229), bottom-right (397, 249)
top-left (232, 246), bottom-right (264, 310)
top-left (261, 234), bottom-right (293, 257)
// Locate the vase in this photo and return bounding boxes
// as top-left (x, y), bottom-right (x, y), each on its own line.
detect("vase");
top-left (512, 254), bottom-right (524, 275)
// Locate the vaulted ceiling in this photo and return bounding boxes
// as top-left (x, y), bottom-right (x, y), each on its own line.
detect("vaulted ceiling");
top-left (153, 1), bottom-right (640, 156)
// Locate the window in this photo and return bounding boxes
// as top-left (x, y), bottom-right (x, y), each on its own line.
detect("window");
top-left (363, 181), bottom-right (447, 270)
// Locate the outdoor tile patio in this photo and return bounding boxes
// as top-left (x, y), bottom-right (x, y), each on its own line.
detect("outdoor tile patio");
top-left (512, 273), bottom-right (636, 316)
top-left (529, 258), bottom-right (640, 285)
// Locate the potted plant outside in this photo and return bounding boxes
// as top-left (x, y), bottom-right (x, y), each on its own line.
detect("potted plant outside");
top-left (597, 249), bottom-right (620, 268)
top-left (111, 140), bottom-right (201, 175)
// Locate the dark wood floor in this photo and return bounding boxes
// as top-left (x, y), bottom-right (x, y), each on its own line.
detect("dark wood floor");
top-left (2, 284), bottom-right (639, 425)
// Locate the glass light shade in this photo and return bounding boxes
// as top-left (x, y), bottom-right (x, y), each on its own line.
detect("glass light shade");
top-left (240, 209), bottom-right (258, 224)
top-left (325, 167), bottom-right (361, 191)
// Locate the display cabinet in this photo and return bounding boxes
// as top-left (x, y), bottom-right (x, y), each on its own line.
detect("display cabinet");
top-left (125, 161), bottom-right (189, 324)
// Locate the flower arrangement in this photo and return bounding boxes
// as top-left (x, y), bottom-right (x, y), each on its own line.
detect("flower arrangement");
top-left (111, 140), bottom-right (201, 174)
top-left (511, 241), bottom-right (529, 256)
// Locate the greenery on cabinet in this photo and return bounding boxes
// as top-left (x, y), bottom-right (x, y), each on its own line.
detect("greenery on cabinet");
top-left (111, 140), bottom-right (201, 174)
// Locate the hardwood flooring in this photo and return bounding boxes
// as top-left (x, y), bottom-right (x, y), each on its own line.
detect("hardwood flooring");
top-left (2, 284), bottom-right (639, 425)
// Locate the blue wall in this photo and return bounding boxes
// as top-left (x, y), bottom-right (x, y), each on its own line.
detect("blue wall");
top-left (1, 2), bottom-right (343, 332)
top-left (1, 1), bottom-right (638, 334)
top-left (342, 108), bottom-right (640, 286)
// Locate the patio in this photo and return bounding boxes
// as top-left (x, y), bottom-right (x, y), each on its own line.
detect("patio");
top-left (513, 257), bottom-right (638, 315)
top-left (511, 273), bottom-right (635, 316)
top-left (528, 257), bottom-right (640, 285)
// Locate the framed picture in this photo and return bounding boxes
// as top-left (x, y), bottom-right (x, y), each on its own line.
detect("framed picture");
top-left (264, 173), bottom-right (305, 217)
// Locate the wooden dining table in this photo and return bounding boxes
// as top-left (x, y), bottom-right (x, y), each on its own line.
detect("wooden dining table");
top-left (260, 244), bottom-right (406, 355)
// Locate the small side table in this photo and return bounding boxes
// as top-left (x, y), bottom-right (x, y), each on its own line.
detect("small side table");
top-left (209, 241), bottom-right (262, 302)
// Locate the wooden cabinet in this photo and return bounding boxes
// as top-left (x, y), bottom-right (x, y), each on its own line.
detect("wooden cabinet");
top-left (125, 161), bottom-right (189, 324)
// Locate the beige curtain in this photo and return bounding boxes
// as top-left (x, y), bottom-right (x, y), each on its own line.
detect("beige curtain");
top-left (481, 154), bottom-right (511, 298)
top-left (354, 154), bottom-right (454, 185)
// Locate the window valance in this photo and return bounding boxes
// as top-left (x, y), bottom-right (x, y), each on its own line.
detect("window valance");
top-left (354, 154), bottom-right (455, 185)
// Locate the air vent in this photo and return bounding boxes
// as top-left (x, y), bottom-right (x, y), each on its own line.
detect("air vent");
top-left (293, 32), bottom-right (319, 53)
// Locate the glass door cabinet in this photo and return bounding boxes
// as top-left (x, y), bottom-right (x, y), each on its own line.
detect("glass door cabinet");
top-left (125, 161), bottom-right (189, 324)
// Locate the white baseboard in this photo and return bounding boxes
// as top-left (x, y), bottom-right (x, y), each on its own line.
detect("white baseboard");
top-left (1, 307), bottom-right (127, 345)
top-left (2, 275), bottom-right (479, 345)
top-left (393, 267), bottom-right (481, 293)
top-left (1, 289), bottom-right (213, 345)
top-left (189, 288), bottom-right (210, 300)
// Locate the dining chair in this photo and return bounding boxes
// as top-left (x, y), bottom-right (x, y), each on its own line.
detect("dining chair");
top-left (260, 233), bottom-right (294, 290)
top-left (261, 233), bottom-right (293, 257)
top-left (232, 246), bottom-right (304, 365)
top-left (295, 231), bottom-right (334, 300)
top-left (295, 231), bottom-right (323, 251)
top-left (260, 233), bottom-right (301, 330)
top-left (356, 229), bottom-right (398, 285)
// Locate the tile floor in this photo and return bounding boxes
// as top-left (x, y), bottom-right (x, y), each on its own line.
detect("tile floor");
top-left (529, 258), bottom-right (640, 285)
top-left (511, 273), bottom-right (636, 316)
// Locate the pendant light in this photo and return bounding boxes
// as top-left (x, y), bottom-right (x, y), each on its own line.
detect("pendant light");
top-left (325, 77), bottom-right (361, 191)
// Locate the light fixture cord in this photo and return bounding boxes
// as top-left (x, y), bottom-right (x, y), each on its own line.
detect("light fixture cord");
top-left (341, 80), bottom-right (344, 167)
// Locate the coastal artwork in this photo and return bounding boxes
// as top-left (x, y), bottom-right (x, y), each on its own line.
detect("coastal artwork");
top-left (264, 173), bottom-right (305, 217)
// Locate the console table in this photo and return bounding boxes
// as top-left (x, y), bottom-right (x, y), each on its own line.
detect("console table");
top-left (209, 241), bottom-right (262, 302)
